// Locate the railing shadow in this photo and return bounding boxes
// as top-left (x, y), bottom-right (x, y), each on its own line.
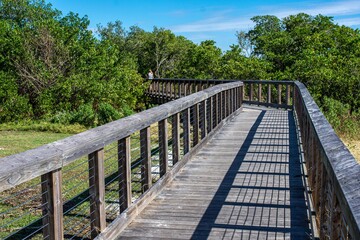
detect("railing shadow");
top-left (191, 110), bottom-right (311, 239)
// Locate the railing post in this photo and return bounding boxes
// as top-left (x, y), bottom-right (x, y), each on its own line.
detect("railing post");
top-left (140, 127), bottom-right (152, 192)
top-left (88, 149), bottom-right (106, 238)
top-left (249, 83), bottom-right (254, 101)
top-left (118, 137), bottom-right (131, 213)
top-left (159, 119), bottom-right (168, 177)
top-left (206, 96), bottom-right (214, 133)
top-left (277, 84), bottom-right (282, 105)
top-left (193, 103), bottom-right (199, 146)
top-left (267, 84), bottom-right (271, 105)
top-left (41, 169), bottom-right (63, 240)
top-left (178, 81), bottom-right (182, 98)
top-left (172, 113), bottom-right (180, 165)
top-left (286, 84), bottom-right (290, 106)
top-left (183, 108), bottom-right (190, 154)
top-left (257, 83), bottom-right (261, 105)
top-left (201, 100), bottom-right (207, 139)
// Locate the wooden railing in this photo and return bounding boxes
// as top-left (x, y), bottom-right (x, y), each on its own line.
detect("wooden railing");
top-left (293, 81), bottom-right (360, 239)
top-left (147, 78), bottom-right (360, 239)
top-left (148, 78), bottom-right (294, 109)
top-left (0, 81), bottom-right (243, 239)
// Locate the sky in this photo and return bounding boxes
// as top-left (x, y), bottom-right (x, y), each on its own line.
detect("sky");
top-left (47, 0), bottom-right (360, 51)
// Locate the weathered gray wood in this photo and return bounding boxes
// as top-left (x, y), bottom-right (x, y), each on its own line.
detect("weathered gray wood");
top-left (277, 84), bottom-right (282, 105)
top-left (118, 137), bottom-right (131, 212)
top-left (140, 127), bottom-right (152, 192)
top-left (117, 108), bottom-right (311, 239)
top-left (201, 100), bottom-right (207, 138)
top-left (171, 113), bottom-right (180, 165)
top-left (41, 169), bottom-right (63, 240)
top-left (183, 108), bottom-right (191, 154)
top-left (258, 83), bottom-right (262, 104)
top-left (0, 81), bottom-right (243, 192)
top-left (267, 84), bottom-right (271, 104)
top-left (159, 119), bottom-right (168, 177)
top-left (249, 83), bottom-right (254, 101)
top-left (193, 103), bottom-right (199, 146)
top-left (89, 149), bottom-right (106, 238)
top-left (294, 81), bottom-right (360, 239)
top-left (96, 108), bottom-right (241, 240)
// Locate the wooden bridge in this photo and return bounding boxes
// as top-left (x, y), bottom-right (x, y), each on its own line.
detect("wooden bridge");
top-left (0, 79), bottom-right (359, 239)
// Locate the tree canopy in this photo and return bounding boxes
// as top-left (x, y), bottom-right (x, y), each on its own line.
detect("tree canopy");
top-left (0, 0), bottom-right (359, 134)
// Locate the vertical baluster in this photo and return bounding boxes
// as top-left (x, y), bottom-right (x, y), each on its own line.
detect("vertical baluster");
top-left (118, 137), bottom-right (131, 213)
top-left (140, 127), bottom-right (152, 192)
top-left (267, 84), bottom-right (271, 105)
top-left (258, 83), bottom-right (262, 105)
top-left (159, 119), bottom-right (168, 177)
top-left (249, 83), bottom-right (254, 101)
top-left (172, 113), bottom-right (180, 165)
top-left (193, 103), bottom-right (199, 146)
top-left (214, 94), bottom-right (218, 128)
top-left (178, 81), bottom-right (182, 98)
top-left (286, 84), bottom-right (290, 107)
top-left (183, 108), bottom-right (191, 154)
top-left (41, 169), bottom-right (63, 240)
top-left (201, 100), bottom-right (207, 139)
top-left (170, 82), bottom-right (173, 99)
top-left (88, 149), bottom-right (106, 238)
top-left (277, 84), bottom-right (282, 105)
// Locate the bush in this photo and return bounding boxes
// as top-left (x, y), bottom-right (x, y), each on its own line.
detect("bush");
top-left (321, 97), bottom-right (360, 139)
top-left (97, 103), bottom-right (122, 125)
top-left (70, 104), bottom-right (96, 127)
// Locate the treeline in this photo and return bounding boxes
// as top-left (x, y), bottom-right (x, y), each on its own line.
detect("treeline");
top-left (0, 1), bottom-right (359, 135)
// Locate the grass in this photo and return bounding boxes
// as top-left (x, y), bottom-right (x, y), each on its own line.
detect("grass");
top-left (0, 131), bottom-right (72, 158)
top-left (0, 120), bottom-right (178, 239)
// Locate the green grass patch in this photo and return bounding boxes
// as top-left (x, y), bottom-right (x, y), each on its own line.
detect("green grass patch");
top-left (0, 121), bottom-right (87, 134)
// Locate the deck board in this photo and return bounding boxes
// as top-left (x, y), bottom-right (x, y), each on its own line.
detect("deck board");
top-left (117, 108), bottom-right (311, 239)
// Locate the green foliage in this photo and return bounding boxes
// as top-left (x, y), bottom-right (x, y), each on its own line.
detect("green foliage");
top-left (97, 103), bottom-right (122, 126)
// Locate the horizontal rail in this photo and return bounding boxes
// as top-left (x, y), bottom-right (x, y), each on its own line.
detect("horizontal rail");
top-left (0, 81), bottom-right (244, 239)
top-left (294, 81), bottom-right (360, 239)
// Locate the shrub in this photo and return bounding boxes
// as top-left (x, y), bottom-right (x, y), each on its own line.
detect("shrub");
top-left (97, 103), bottom-right (122, 125)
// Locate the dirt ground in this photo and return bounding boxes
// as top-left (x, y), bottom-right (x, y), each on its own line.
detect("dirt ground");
top-left (341, 138), bottom-right (360, 163)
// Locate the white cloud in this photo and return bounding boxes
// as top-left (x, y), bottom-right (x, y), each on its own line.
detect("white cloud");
top-left (335, 17), bottom-right (360, 27)
top-left (169, 0), bottom-right (360, 33)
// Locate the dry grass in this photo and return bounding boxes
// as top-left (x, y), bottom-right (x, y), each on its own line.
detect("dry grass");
top-left (341, 138), bottom-right (360, 163)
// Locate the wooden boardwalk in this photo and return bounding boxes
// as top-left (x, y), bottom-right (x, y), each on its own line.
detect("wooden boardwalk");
top-left (118, 107), bottom-right (312, 239)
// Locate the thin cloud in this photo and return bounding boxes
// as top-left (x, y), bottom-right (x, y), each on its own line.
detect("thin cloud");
top-left (170, 0), bottom-right (360, 33)
top-left (336, 17), bottom-right (360, 27)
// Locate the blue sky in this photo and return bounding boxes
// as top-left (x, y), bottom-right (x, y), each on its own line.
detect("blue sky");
top-left (47, 0), bottom-right (360, 51)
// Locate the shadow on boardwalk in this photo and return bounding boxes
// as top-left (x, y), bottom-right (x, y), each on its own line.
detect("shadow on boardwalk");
top-left (191, 110), bottom-right (311, 239)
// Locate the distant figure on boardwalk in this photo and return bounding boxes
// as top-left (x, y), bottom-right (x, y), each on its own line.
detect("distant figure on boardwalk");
top-left (148, 69), bottom-right (154, 79)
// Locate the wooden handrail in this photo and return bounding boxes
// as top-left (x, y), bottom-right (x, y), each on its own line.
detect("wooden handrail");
top-left (0, 81), bottom-right (244, 239)
top-left (294, 81), bottom-right (360, 239)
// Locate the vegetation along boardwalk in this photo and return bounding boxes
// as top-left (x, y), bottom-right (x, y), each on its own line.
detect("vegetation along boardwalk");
top-left (118, 107), bottom-right (311, 239)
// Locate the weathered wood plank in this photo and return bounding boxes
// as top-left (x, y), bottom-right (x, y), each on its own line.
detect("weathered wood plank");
top-left (140, 127), bottom-right (152, 192)
top-left (41, 169), bottom-right (63, 240)
top-left (116, 108), bottom-right (312, 240)
top-left (119, 137), bottom-right (131, 212)
top-left (89, 149), bottom-right (106, 238)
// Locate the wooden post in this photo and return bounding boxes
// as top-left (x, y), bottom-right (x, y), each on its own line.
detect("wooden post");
top-left (172, 113), bottom-right (180, 165)
top-left (183, 108), bottom-right (190, 154)
top-left (118, 137), bottom-right (131, 213)
top-left (178, 81), bottom-right (182, 98)
top-left (249, 83), bottom-right (254, 101)
top-left (286, 84), bottom-right (290, 106)
top-left (258, 83), bottom-right (262, 104)
top-left (88, 149), bottom-right (106, 238)
top-left (267, 84), bottom-right (271, 105)
top-left (41, 169), bottom-right (63, 240)
top-left (140, 127), bottom-right (152, 192)
top-left (277, 84), bottom-right (282, 105)
top-left (201, 100), bottom-right (207, 139)
top-left (193, 103), bottom-right (199, 146)
top-left (216, 93), bottom-right (220, 124)
top-left (159, 119), bottom-right (168, 177)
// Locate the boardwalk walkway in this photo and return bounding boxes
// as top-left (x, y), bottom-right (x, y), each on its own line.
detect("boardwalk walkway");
top-left (118, 107), bottom-right (311, 239)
